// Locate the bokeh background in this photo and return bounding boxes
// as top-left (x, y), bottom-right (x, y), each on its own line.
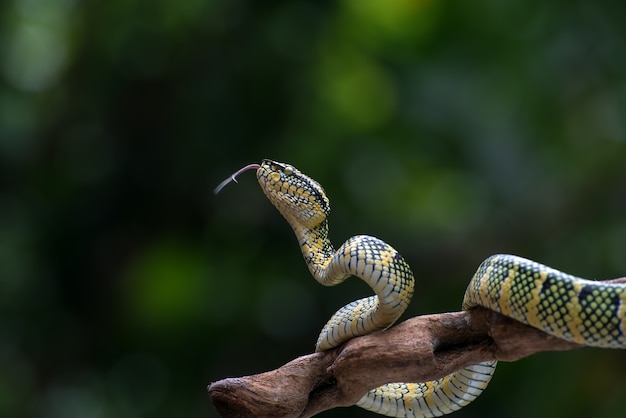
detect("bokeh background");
top-left (1, 0), bottom-right (626, 417)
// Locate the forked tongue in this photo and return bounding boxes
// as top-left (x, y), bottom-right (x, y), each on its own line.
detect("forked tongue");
top-left (213, 163), bottom-right (261, 194)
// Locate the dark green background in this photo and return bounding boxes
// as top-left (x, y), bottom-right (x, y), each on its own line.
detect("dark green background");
top-left (1, 0), bottom-right (626, 417)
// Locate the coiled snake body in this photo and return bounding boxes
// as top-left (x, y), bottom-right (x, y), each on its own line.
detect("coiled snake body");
top-left (216, 159), bottom-right (626, 417)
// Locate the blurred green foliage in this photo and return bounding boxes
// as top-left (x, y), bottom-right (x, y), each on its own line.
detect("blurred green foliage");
top-left (1, 0), bottom-right (626, 417)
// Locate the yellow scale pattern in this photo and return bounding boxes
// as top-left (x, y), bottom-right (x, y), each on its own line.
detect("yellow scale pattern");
top-left (464, 255), bottom-right (626, 348)
top-left (242, 159), bottom-right (626, 417)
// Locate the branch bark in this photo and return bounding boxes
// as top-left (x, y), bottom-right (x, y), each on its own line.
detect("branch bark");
top-left (208, 278), bottom-right (626, 418)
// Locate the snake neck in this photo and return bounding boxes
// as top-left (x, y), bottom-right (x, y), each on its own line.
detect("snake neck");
top-left (290, 220), bottom-right (344, 284)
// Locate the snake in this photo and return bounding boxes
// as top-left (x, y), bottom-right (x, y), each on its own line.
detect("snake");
top-left (215, 159), bottom-right (626, 417)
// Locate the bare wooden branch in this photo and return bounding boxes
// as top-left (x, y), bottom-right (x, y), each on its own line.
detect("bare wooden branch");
top-left (208, 278), bottom-right (626, 418)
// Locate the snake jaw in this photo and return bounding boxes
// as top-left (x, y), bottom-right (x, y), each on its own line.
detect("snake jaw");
top-left (257, 159), bottom-right (330, 229)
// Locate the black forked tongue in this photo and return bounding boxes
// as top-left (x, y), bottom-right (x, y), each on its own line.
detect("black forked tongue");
top-left (213, 163), bottom-right (261, 194)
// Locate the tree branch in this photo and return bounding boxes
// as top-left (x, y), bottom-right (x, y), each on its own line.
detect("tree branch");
top-left (208, 278), bottom-right (626, 417)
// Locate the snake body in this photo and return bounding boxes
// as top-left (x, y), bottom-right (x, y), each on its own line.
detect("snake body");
top-left (220, 159), bottom-right (626, 417)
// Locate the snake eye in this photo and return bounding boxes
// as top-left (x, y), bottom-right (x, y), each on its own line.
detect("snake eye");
top-left (284, 165), bottom-right (294, 176)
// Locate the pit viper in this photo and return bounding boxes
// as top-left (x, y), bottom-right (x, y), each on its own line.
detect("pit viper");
top-left (215, 159), bottom-right (626, 417)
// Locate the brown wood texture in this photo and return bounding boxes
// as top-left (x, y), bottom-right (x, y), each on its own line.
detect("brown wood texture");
top-left (208, 278), bottom-right (626, 417)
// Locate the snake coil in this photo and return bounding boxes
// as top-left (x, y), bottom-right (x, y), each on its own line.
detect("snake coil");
top-left (217, 159), bottom-right (626, 417)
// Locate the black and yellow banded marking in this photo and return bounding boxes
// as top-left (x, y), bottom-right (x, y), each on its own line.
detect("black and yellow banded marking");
top-left (218, 159), bottom-right (626, 418)
top-left (356, 362), bottom-right (497, 417)
top-left (464, 254), bottom-right (626, 348)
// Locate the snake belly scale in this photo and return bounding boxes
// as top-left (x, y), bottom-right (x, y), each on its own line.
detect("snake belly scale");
top-left (217, 159), bottom-right (626, 417)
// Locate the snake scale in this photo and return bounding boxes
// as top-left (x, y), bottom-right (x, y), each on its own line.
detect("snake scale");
top-left (215, 159), bottom-right (626, 417)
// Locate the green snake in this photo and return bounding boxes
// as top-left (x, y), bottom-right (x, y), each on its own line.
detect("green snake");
top-left (215, 159), bottom-right (626, 417)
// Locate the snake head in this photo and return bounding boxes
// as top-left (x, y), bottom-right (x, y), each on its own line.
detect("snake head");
top-left (257, 159), bottom-right (330, 228)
